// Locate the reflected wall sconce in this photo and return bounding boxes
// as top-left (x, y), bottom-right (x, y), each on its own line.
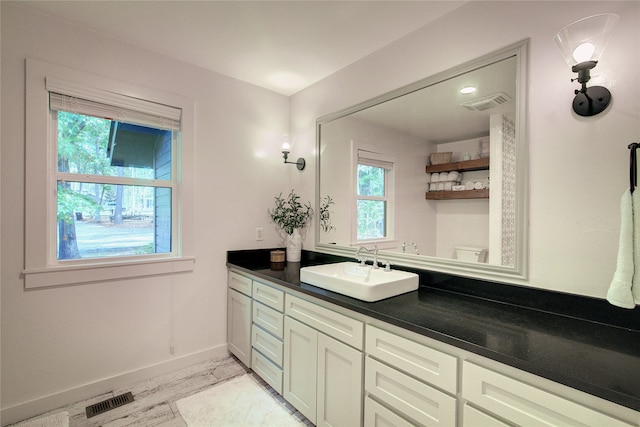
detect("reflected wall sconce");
top-left (554, 13), bottom-right (619, 116)
top-left (282, 139), bottom-right (305, 170)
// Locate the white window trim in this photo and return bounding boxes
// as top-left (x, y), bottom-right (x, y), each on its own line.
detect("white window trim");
top-left (24, 58), bottom-right (195, 289)
top-left (350, 140), bottom-right (396, 247)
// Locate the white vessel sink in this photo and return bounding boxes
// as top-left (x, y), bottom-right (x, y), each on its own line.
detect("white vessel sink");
top-left (299, 262), bottom-right (419, 302)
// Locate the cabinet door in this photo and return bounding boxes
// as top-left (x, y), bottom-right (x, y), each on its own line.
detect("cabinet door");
top-left (284, 316), bottom-right (318, 424)
top-left (227, 288), bottom-right (251, 367)
top-left (317, 333), bottom-right (363, 427)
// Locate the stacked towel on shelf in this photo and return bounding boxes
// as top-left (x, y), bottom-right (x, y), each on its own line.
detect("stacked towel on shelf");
top-left (607, 189), bottom-right (640, 308)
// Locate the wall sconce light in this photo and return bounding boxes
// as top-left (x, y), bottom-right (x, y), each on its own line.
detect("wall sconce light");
top-left (282, 139), bottom-right (305, 170)
top-left (554, 13), bottom-right (619, 116)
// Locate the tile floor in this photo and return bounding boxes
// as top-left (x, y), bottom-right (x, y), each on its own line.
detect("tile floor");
top-left (12, 355), bottom-right (314, 427)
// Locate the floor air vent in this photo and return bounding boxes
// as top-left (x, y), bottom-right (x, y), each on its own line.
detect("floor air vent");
top-left (86, 392), bottom-right (134, 418)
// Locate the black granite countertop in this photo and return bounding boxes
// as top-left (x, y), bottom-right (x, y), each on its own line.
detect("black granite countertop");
top-left (227, 249), bottom-right (640, 413)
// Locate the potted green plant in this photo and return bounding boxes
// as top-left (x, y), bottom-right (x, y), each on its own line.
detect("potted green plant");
top-left (268, 190), bottom-right (313, 262)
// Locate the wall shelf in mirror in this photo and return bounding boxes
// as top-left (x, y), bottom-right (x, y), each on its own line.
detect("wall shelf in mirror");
top-left (426, 188), bottom-right (489, 200)
top-left (426, 158), bottom-right (489, 200)
top-left (426, 157), bottom-right (489, 174)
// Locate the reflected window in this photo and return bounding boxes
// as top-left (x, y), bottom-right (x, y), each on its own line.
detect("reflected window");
top-left (355, 149), bottom-right (394, 241)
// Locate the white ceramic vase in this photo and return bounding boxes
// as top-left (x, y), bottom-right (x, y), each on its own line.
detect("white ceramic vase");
top-left (286, 229), bottom-right (302, 262)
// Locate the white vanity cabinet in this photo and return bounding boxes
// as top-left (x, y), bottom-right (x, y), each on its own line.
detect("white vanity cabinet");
top-left (284, 294), bottom-right (364, 426)
top-left (227, 271), bottom-right (253, 367)
top-left (364, 324), bottom-right (457, 426)
top-left (227, 267), bottom-right (640, 427)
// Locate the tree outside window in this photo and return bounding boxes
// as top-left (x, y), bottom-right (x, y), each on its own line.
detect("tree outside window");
top-left (55, 110), bottom-right (175, 260)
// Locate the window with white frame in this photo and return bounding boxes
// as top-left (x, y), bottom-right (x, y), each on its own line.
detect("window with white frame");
top-left (50, 90), bottom-right (179, 261)
top-left (354, 148), bottom-right (395, 242)
top-left (24, 59), bottom-right (194, 288)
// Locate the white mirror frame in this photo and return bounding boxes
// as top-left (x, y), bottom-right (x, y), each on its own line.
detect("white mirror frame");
top-left (314, 39), bottom-right (529, 283)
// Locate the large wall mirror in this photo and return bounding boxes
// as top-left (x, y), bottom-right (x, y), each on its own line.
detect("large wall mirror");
top-left (315, 40), bottom-right (529, 282)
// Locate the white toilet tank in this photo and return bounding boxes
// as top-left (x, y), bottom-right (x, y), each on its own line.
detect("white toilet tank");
top-left (454, 246), bottom-right (487, 263)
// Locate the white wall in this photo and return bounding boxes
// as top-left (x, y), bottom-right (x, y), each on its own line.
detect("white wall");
top-left (318, 116), bottom-right (435, 254)
top-left (291, 1), bottom-right (640, 298)
top-left (1, 3), bottom-right (292, 424)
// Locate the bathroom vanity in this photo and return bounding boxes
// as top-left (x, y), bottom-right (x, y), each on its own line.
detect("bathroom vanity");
top-left (227, 249), bottom-right (640, 426)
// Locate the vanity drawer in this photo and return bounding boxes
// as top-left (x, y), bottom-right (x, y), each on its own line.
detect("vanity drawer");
top-left (285, 294), bottom-right (363, 349)
top-left (364, 396), bottom-right (416, 427)
top-left (366, 325), bottom-right (457, 394)
top-left (252, 348), bottom-right (283, 394)
top-left (462, 361), bottom-right (635, 427)
top-left (252, 324), bottom-right (283, 367)
top-left (252, 280), bottom-right (284, 312)
top-left (228, 271), bottom-right (252, 296)
top-left (365, 356), bottom-right (456, 426)
top-left (253, 301), bottom-right (284, 339)
top-left (462, 404), bottom-right (510, 427)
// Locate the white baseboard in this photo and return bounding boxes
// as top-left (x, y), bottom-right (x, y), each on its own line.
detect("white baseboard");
top-left (1, 344), bottom-right (230, 427)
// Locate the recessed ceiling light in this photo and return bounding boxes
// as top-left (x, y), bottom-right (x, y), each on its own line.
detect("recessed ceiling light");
top-left (460, 86), bottom-right (477, 94)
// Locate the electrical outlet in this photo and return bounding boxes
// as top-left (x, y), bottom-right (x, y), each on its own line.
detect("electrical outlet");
top-left (256, 227), bottom-right (263, 241)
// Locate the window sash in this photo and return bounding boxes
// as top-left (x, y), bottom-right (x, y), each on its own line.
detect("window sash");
top-left (352, 143), bottom-right (395, 244)
top-left (356, 164), bottom-right (390, 240)
top-left (51, 91), bottom-right (179, 263)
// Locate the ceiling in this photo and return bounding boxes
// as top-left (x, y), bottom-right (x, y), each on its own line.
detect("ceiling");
top-left (17, 1), bottom-right (467, 95)
top-left (347, 54), bottom-right (517, 144)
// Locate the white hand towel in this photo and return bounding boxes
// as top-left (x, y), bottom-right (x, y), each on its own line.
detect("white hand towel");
top-left (633, 189), bottom-right (640, 303)
top-left (607, 189), bottom-right (639, 308)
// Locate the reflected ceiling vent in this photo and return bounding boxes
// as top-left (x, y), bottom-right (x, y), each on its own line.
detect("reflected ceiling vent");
top-left (461, 92), bottom-right (511, 111)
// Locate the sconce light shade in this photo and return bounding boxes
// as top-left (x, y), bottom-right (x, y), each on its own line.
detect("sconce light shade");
top-left (554, 13), bottom-right (619, 116)
top-left (554, 14), bottom-right (618, 66)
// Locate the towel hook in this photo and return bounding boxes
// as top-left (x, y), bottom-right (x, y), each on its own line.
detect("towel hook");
top-left (629, 142), bottom-right (639, 193)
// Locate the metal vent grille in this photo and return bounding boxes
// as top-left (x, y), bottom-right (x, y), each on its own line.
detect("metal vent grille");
top-left (86, 392), bottom-right (134, 418)
top-left (461, 92), bottom-right (511, 111)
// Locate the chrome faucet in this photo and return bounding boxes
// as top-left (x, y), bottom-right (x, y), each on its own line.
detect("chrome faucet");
top-left (355, 245), bottom-right (379, 267)
top-left (372, 244), bottom-right (379, 268)
top-left (401, 241), bottom-right (419, 255)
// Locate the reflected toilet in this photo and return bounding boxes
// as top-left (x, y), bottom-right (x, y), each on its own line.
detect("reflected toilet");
top-left (454, 246), bottom-right (487, 263)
